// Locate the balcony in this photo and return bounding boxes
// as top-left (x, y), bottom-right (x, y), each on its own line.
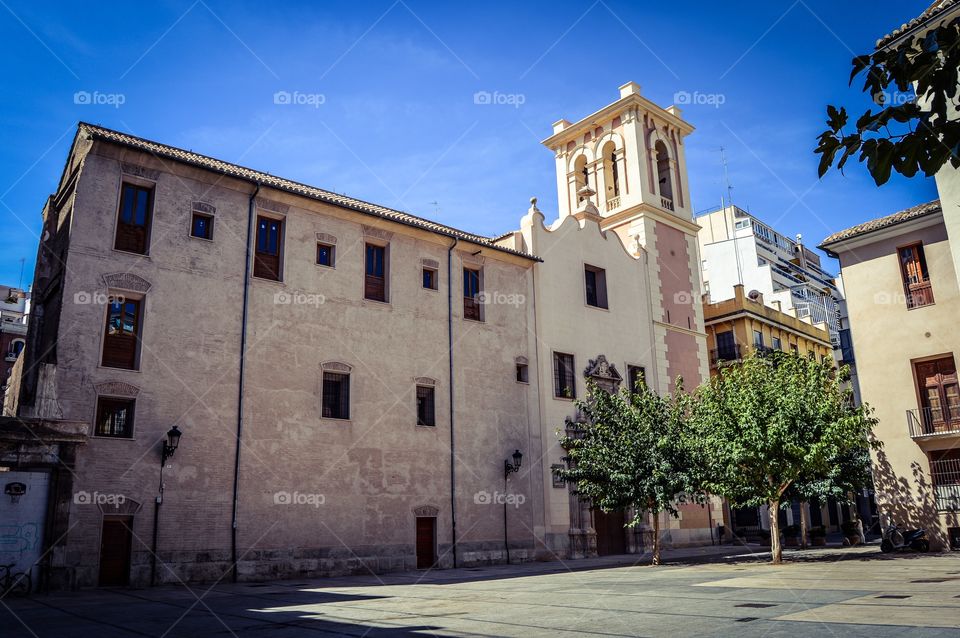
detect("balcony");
top-left (907, 407), bottom-right (960, 438)
top-left (605, 196), bottom-right (621, 212)
top-left (905, 279), bottom-right (934, 309)
top-left (660, 196), bottom-right (674, 211)
top-left (710, 345), bottom-right (741, 367)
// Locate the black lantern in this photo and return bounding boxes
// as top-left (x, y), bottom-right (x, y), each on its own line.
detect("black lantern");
top-left (504, 449), bottom-right (522, 477)
top-left (162, 426), bottom-right (182, 464)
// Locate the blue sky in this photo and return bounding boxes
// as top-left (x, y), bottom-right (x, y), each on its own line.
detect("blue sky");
top-left (0, 0), bottom-right (938, 286)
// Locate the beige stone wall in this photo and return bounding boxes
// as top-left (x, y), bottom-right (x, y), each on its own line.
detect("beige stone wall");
top-left (835, 218), bottom-right (960, 549)
top-left (46, 141), bottom-right (543, 585)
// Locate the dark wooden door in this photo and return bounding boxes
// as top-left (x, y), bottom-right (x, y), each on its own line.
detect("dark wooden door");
top-left (593, 509), bottom-right (626, 556)
top-left (415, 517), bottom-right (436, 569)
top-left (99, 518), bottom-right (132, 586)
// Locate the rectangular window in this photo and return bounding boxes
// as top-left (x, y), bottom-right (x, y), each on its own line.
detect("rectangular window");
top-left (584, 265), bottom-right (608, 309)
top-left (322, 372), bottom-right (350, 419)
top-left (627, 365), bottom-right (645, 393)
top-left (790, 343), bottom-right (799, 353)
top-left (839, 328), bottom-right (855, 363)
top-left (772, 336), bottom-right (782, 351)
top-left (254, 216), bottom-right (283, 281)
top-left (899, 243), bottom-right (934, 308)
top-left (190, 213), bottom-right (214, 240)
top-left (422, 267), bottom-right (438, 290)
top-left (102, 298), bottom-right (142, 370)
top-left (715, 330), bottom-right (738, 362)
top-left (753, 330), bottom-right (764, 347)
top-left (95, 397), bottom-right (135, 438)
top-left (463, 267), bottom-right (482, 321)
top-left (317, 242), bottom-right (335, 267)
top-left (416, 385), bottom-right (435, 426)
top-left (115, 182), bottom-right (153, 254)
top-left (553, 352), bottom-right (576, 399)
top-left (365, 243), bottom-right (387, 301)
top-left (516, 363), bottom-right (529, 383)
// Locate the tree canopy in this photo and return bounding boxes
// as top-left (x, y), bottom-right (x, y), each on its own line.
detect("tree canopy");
top-left (691, 351), bottom-right (877, 563)
top-left (815, 14), bottom-right (960, 185)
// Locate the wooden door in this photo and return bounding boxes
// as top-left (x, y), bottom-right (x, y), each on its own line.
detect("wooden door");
top-left (915, 357), bottom-right (960, 433)
top-left (98, 518), bottom-right (132, 586)
top-left (415, 517), bottom-right (436, 569)
top-left (593, 509), bottom-right (626, 556)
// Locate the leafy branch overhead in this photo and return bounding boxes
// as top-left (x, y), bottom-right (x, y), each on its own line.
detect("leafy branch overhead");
top-left (816, 15), bottom-right (960, 185)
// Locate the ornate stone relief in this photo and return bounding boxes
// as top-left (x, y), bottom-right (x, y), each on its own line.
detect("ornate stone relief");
top-left (94, 381), bottom-right (140, 398)
top-left (102, 273), bottom-right (152, 294)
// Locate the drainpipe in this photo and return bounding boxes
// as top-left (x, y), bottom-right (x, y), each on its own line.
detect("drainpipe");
top-left (447, 235), bottom-right (459, 568)
top-left (231, 181), bottom-right (260, 582)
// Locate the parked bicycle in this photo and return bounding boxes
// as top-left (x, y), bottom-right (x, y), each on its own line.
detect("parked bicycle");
top-left (0, 563), bottom-right (31, 597)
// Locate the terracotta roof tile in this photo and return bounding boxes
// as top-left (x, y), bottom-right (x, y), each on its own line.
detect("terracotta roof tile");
top-left (877, 0), bottom-right (960, 48)
top-left (819, 199), bottom-right (941, 247)
top-left (77, 123), bottom-right (539, 261)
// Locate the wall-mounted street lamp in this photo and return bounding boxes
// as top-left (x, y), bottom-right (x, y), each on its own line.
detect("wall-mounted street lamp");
top-left (161, 425), bottom-right (182, 465)
top-left (153, 425), bottom-right (184, 586)
top-left (503, 449), bottom-right (522, 565)
top-left (504, 449), bottom-right (522, 478)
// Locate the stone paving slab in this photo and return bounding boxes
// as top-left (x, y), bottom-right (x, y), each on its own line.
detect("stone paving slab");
top-left (3, 545), bottom-right (960, 637)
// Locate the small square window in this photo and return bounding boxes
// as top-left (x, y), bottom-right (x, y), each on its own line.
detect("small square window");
top-left (96, 397), bottom-right (135, 438)
top-left (322, 372), bottom-right (350, 420)
top-left (317, 243), bottom-right (335, 267)
top-left (416, 385), bottom-right (436, 426)
top-left (423, 267), bottom-right (438, 290)
top-left (516, 363), bottom-right (529, 383)
top-left (191, 213), bottom-right (214, 240)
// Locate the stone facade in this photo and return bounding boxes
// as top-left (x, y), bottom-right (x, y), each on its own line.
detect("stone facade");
top-left (7, 84), bottom-right (716, 589)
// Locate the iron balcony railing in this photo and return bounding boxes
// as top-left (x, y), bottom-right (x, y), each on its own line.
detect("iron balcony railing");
top-left (710, 344), bottom-right (741, 366)
top-left (907, 407), bottom-right (960, 438)
top-left (931, 458), bottom-right (960, 511)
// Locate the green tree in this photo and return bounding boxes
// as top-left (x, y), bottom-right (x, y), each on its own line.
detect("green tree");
top-left (815, 14), bottom-right (960, 185)
top-left (558, 377), bottom-right (700, 565)
top-left (692, 351), bottom-right (877, 564)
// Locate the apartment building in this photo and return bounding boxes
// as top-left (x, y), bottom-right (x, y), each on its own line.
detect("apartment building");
top-left (2, 83), bottom-right (713, 589)
top-left (697, 205), bottom-right (841, 343)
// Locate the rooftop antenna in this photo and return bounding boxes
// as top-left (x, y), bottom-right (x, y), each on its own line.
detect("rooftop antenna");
top-left (429, 201), bottom-right (440, 216)
top-left (719, 146), bottom-right (734, 210)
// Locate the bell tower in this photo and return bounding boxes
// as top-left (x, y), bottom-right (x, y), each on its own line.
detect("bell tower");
top-left (541, 82), bottom-right (708, 393)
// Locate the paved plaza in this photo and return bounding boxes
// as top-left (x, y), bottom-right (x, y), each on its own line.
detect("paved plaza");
top-left (3, 545), bottom-right (960, 637)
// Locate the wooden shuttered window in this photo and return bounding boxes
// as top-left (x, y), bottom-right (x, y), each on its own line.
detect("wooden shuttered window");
top-left (899, 243), bottom-right (934, 308)
top-left (254, 216), bottom-right (283, 281)
top-left (553, 352), bottom-right (576, 399)
top-left (463, 267), bottom-right (481, 321)
top-left (115, 183), bottom-right (153, 254)
top-left (102, 299), bottom-right (142, 370)
top-left (322, 372), bottom-right (350, 419)
top-left (365, 243), bottom-right (387, 301)
top-left (416, 385), bottom-right (435, 426)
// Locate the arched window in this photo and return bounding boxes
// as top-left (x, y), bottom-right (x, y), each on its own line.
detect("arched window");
top-left (601, 142), bottom-right (620, 199)
top-left (655, 141), bottom-right (673, 207)
top-left (574, 155), bottom-right (589, 202)
top-left (10, 339), bottom-right (24, 358)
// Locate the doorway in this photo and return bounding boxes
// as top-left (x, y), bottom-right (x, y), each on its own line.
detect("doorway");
top-left (415, 517), bottom-right (436, 569)
top-left (98, 517), bottom-right (133, 586)
top-left (915, 356), bottom-right (960, 434)
top-left (593, 509), bottom-right (627, 556)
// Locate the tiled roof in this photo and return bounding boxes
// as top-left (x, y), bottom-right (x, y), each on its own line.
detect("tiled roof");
top-left (820, 200), bottom-right (941, 247)
top-left (77, 123), bottom-right (539, 261)
top-left (877, 0), bottom-right (960, 48)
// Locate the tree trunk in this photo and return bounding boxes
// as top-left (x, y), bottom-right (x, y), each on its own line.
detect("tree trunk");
top-left (799, 501), bottom-right (809, 549)
top-left (769, 500), bottom-right (782, 564)
top-left (652, 512), bottom-right (661, 565)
